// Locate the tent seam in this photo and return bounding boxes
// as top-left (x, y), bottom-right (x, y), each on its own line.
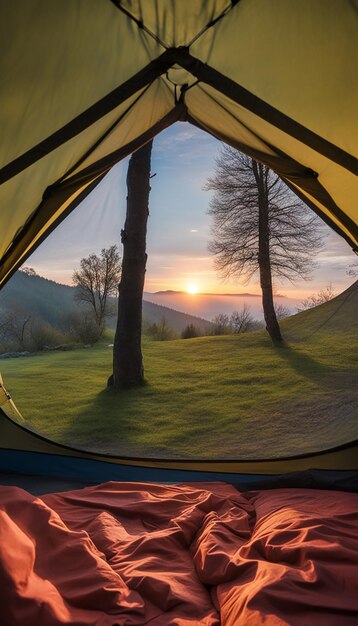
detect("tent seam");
top-left (175, 49), bottom-right (358, 176)
top-left (0, 105), bottom-right (187, 289)
top-left (0, 50), bottom-right (177, 183)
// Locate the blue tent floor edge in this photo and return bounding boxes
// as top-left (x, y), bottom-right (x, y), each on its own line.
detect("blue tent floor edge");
top-left (1, 405), bottom-right (357, 495)
top-left (0, 449), bottom-right (357, 495)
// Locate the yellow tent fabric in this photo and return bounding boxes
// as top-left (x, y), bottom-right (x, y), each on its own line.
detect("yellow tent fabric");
top-left (1, 0), bottom-right (357, 287)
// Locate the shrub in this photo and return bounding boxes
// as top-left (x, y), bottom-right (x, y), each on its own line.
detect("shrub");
top-left (181, 324), bottom-right (201, 339)
top-left (62, 310), bottom-right (103, 345)
top-left (28, 317), bottom-right (66, 351)
top-left (145, 317), bottom-right (176, 341)
top-left (297, 283), bottom-right (336, 312)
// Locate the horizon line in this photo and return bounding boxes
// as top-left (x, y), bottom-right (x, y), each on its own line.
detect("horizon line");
top-left (147, 289), bottom-right (287, 298)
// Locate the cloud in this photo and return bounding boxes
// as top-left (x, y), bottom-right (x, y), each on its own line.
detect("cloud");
top-left (155, 124), bottom-right (204, 149)
top-left (153, 122), bottom-right (220, 172)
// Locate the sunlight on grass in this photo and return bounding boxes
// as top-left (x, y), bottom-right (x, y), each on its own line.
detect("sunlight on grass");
top-left (2, 310), bottom-right (357, 460)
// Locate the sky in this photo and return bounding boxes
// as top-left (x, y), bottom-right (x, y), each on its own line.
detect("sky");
top-left (26, 122), bottom-right (356, 299)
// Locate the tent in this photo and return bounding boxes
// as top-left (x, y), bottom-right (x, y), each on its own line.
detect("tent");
top-left (1, 1), bottom-right (357, 288)
top-left (1, 4), bottom-right (358, 623)
top-left (0, 0), bottom-right (357, 489)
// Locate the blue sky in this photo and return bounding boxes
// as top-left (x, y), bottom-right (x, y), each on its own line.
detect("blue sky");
top-left (27, 122), bottom-right (356, 298)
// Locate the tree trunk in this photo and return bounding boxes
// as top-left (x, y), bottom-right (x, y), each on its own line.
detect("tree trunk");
top-left (253, 161), bottom-right (283, 344)
top-left (109, 141), bottom-right (153, 388)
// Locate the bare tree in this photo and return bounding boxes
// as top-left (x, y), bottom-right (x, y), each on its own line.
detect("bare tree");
top-left (206, 146), bottom-right (324, 343)
top-left (0, 308), bottom-right (31, 350)
top-left (297, 283), bottom-right (337, 312)
top-left (230, 305), bottom-right (254, 333)
top-left (211, 313), bottom-right (231, 335)
top-left (110, 141), bottom-right (153, 388)
top-left (73, 245), bottom-right (121, 334)
top-left (274, 303), bottom-right (291, 320)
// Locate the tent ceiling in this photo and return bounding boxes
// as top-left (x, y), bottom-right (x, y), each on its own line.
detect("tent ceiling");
top-left (0, 0), bottom-right (357, 287)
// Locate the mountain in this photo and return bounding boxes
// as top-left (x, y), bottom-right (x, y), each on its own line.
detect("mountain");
top-left (153, 290), bottom-right (274, 297)
top-left (0, 272), bottom-right (75, 325)
top-left (143, 290), bottom-right (301, 321)
top-left (0, 272), bottom-right (211, 334)
top-left (143, 302), bottom-right (210, 333)
top-left (153, 290), bottom-right (183, 295)
top-left (2, 273), bottom-right (355, 336)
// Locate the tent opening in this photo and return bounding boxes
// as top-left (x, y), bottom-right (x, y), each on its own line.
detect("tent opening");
top-left (1, 123), bottom-right (357, 462)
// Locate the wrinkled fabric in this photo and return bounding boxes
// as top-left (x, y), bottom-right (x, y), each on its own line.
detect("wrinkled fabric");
top-left (0, 482), bottom-right (357, 625)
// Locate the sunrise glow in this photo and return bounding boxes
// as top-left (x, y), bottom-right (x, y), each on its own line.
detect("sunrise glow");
top-left (187, 284), bottom-right (199, 295)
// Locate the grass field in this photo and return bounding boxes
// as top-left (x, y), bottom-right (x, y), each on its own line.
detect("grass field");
top-left (1, 283), bottom-right (357, 459)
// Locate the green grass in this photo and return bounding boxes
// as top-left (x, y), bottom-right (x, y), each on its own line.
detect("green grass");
top-left (1, 283), bottom-right (357, 459)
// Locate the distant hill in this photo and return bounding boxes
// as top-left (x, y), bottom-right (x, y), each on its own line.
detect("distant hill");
top-left (2, 273), bottom-right (355, 337)
top-left (143, 302), bottom-right (211, 333)
top-left (0, 272), bottom-right (212, 334)
top-left (153, 289), bottom-right (268, 297)
top-left (143, 289), bottom-right (301, 321)
top-left (0, 272), bottom-right (75, 326)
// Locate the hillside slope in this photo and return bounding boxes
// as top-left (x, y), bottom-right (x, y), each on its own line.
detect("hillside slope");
top-left (0, 272), bottom-right (75, 326)
top-left (0, 271), bottom-right (211, 333)
top-left (1, 281), bottom-right (357, 459)
top-left (282, 280), bottom-right (358, 338)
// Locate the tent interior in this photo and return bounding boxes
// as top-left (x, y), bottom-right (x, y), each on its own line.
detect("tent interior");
top-left (0, 1), bottom-right (358, 624)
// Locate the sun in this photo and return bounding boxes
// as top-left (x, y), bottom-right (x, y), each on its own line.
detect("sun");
top-left (187, 283), bottom-right (199, 295)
